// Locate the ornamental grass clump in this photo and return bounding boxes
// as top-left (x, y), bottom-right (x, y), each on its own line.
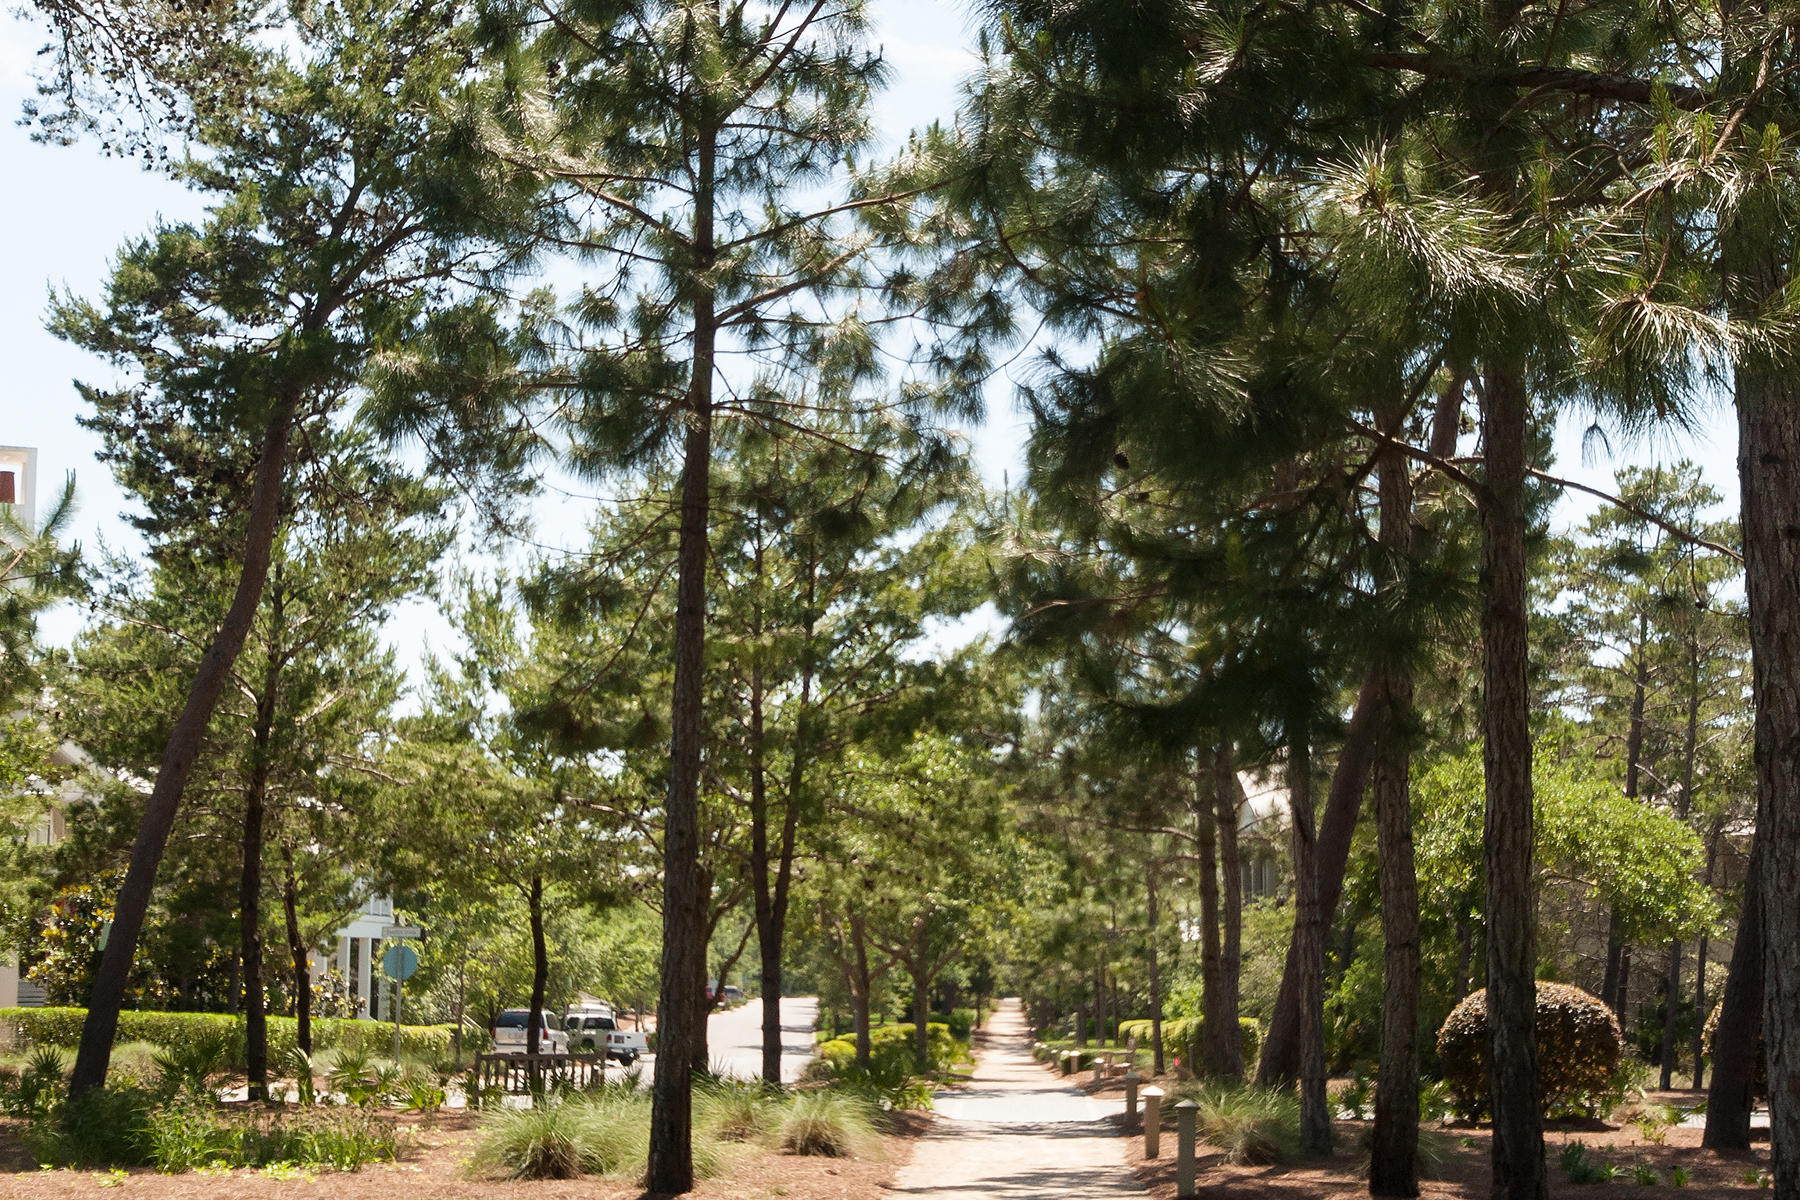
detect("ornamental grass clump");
top-left (1437, 982), bottom-right (1621, 1120)
top-left (468, 1092), bottom-right (721, 1182)
top-left (695, 1078), bottom-right (781, 1143)
top-left (775, 1090), bottom-right (879, 1158)
top-left (1180, 1082), bottom-right (1301, 1165)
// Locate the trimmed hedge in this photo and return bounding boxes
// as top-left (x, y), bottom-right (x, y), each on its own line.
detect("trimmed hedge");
top-left (816, 1022), bottom-right (967, 1080)
top-left (0, 1007), bottom-right (455, 1065)
top-left (1436, 983), bottom-right (1621, 1119)
top-left (1119, 1016), bottom-right (1260, 1071)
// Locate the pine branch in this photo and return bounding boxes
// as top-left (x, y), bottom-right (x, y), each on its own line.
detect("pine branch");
top-left (1366, 53), bottom-right (1710, 110)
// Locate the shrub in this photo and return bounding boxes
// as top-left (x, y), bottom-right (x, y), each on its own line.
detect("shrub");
top-left (138, 1100), bottom-right (398, 1173)
top-left (468, 1092), bottom-right (720, 1183)
top-left (933, 1009), bottom-right (976, 1040)
top-left (1701, 1000), bottom-right (1766, 1099)
top-left (26, 1083), bottom-right (157, 1168)
top-left (775, 1090), bottom-right (878, 1158)
top-left (1559, 1141), bottom-right (1622, 1184)
top-left (1121, 1016), bottom-right (1260, 1073)
top-left (1177, 1082), bottom-right (1300, 1165)
top-left (0, 1007), bottom-right (454, 1066)
top-left (816, 1022), bottom-right (966, 1081)
top-left (1437, 983), bottom-right (1621, 1120)
top-left (695, 1078), bottom-right (781, 1143)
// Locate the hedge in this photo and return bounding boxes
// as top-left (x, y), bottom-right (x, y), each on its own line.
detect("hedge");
top-left (816, 1022), bottom-right (967, 1081)
top-left (1436, 983), bottom-right (1621, 1119)
top-left (1118, 1016), bottom-right (1260, 1070)
top-left (0, 1007), bottom-right (456, 1065)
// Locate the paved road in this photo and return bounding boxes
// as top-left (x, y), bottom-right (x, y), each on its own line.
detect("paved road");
top-left (698, 995), bottom-right (819, 1083)
top-left (887, 998), bottom-right (1144, 1199)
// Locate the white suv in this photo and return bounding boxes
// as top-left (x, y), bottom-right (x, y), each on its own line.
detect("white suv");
top-left (489, 1008), bottom-right (570, 1055)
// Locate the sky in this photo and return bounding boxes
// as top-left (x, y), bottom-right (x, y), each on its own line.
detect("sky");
top-left (0, 0), bottom-right (1744, 660)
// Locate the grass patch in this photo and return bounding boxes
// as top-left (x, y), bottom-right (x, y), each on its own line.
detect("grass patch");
top-left (142, 1101), bottom-right (398, 1173)
top-left (775, 1090), bottom-right (878, 1158)
top-left (469, 1091), bottom-right (723, 1182)
top-left (696, 1078), bottom-right (782, 1143)
top-left (1178, 1082), bottom-right (1301, 1165)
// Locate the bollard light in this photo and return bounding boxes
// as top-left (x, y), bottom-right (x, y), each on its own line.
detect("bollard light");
top-left (1062, 1050), bottom-right (1076, 1076)
top-left (1143, 1086), bottom-right (1165, 1158)
top-left (1176, 1099), bottom-right (1199, 1197)
top-left (1123, 1072), bottom-right (1143, 1127)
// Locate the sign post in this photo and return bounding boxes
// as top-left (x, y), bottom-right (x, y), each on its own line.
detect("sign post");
top-left (380, 943), bottom-right (420, 1065)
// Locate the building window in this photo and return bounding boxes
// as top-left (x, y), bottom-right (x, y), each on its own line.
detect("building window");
top-left (0, 471), bottom-right (14, 505)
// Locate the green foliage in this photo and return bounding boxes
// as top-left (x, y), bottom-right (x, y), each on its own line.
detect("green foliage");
top-left (0, 1007), bottom-right (454, 1065)
top-left (141, 1102), bottom-right (399, 1173)
top-left (776, 1090), bottom-right (879, 1158)
top-left (1415, 744), bottom-right (1720, 944)
top-left (816, 1022), bottom-right (967, 1080)
top-left (1436, 983), bottom-right (1622, 1120)
top-left (1174, 1082), bottom-right (1301, 1165)
top-left (468, 1092), bottom-right (723, 1182)
top-left (25, 1083), bottom-right (156, 1168)
top-left (694, 1078), bottom-right (781, 1144)
top-left (1559, 1142), bottom-right (1623, 1185)
top-left (1121, 1016), bottom-right (1260, 1074)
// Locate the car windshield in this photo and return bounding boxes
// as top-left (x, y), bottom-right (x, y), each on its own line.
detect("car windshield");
top-left (495, 1011), bottom-right (546, 1030)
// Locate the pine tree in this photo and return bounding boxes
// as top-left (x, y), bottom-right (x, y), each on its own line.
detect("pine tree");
top-left (474, 2), bottom-right (961, 1184)
top-left (49, 0), bottom-right (528, 1095)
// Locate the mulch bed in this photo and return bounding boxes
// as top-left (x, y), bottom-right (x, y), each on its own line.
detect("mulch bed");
top-left (1120, 1109), bottom-right (1771, 1200)
top-left (0, 1109), bottom-right (934, 1200)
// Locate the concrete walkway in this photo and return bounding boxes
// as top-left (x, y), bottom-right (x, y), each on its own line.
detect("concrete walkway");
top-left (887, 998), bottom-right (1146, 1198)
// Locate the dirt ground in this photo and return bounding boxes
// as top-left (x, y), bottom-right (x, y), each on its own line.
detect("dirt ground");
top-left (0, 1109), bottom-right (932, 1200)
top-left (1101, 1077), bottom-right (1774, 1200)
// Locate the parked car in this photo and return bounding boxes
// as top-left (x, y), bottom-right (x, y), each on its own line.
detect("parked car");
top-left (563, 1003), bottom-right (648, 1066)
top-left (489, 1008), bottom-right (570, 1056)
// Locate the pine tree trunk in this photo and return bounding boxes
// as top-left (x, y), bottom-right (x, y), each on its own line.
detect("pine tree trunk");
top-left (1148, 871), bottom-right (1165, 1075)
top-left (853, 917), bottom-right (872, 1068)
top-left (912, 925), bottom-right (931, 1075)
top-left (1259, 671), bottom-right (1380, 1085)
top-left (647, 117), bottom-right (718, 1194)
top-left (1370, 413), bottom-right (1420, 1198)
top-left (71, 388), bottom-right (298, 1097)
top-left (1693, 816), bottom-right (1722, 1091)
top-left (1603, 917), bottom-right (1624, 1016)
top-left (527, 874), bottom-right (547, 1096)
top-left (1735, 343), bottom-right (1800, 1193)
top-left (1289, 723), bottom-right (1332, 1157)
top-left (1214, 746), bottom-right (1245, 1078)
top-left (1479, 363), bottom-right (1547, 1200)
top-left (1704, 839), bottom-right (1763, 1148)
top-left (1197, 764), bottom-right (1226, 1075)
top-left (281, 850), bottom-right (311, 1056)
top-left (1660, 942), bottom-right (1682, 1089)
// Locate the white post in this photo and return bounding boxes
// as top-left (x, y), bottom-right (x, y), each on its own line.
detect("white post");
top-left (357, 937), bottom-right (373, 1019)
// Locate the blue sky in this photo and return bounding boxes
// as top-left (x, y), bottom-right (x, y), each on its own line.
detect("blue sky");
top-left (0, 0), bottom-right (1742, 655)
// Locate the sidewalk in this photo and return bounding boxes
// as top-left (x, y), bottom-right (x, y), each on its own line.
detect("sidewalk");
top-left (886, 998), bottom-right (1145, 1198)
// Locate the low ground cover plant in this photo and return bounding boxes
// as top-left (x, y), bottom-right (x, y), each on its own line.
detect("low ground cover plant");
top-left (470, 1081), bottom-right (882, 1182)
top-left (1173, 1082), bottom-right (1301, 1166)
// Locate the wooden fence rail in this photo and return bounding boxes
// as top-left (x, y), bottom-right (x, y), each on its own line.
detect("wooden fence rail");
top-left (470, 1051), bottom-right (614, 1095)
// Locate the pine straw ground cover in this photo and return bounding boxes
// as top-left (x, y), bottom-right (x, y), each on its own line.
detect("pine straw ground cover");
top-left (1118, 1103), bottom-right (1772, 1200)
top-left (0, 1107), bottom-right (934, 1200)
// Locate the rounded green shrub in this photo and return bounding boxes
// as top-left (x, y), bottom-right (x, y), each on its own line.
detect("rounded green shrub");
top-left (1436, 983), bottom-right (1621, 1120)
